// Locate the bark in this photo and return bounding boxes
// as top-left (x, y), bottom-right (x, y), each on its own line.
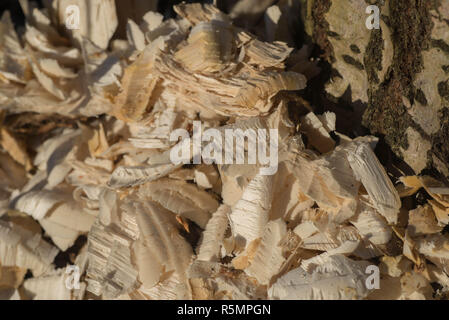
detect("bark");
top-left (308, 0), bottom-right (449, 180)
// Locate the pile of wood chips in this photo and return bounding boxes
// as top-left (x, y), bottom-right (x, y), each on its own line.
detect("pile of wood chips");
top-left (0, 0), bottom-right (448, 300)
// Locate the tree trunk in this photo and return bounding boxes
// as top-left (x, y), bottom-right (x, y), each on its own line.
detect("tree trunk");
top-left (307, 0), bottom-right (449, 181)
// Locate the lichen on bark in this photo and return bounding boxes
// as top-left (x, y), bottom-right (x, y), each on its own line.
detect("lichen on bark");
top-left (363, 0), bottom-right (433, 147)
top-left (310, 0), bottom-right (333, 61)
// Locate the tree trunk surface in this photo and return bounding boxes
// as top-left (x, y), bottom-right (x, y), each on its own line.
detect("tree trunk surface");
top-left (307, 0), bottom-right (449, 181)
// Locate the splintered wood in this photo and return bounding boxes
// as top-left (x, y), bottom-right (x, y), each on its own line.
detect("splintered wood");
top-left (0, 1), bottom-right (448, 300)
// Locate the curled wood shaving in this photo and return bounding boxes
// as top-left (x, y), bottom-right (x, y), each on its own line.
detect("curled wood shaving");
top-left (347, 143), bottom-right (401, 224)
top-left (269, 255), bottom-right (371, 300)
top-left (229, 171), bottom-right (274, 248)
top-left (0, 220), bottom-right (58, 277)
